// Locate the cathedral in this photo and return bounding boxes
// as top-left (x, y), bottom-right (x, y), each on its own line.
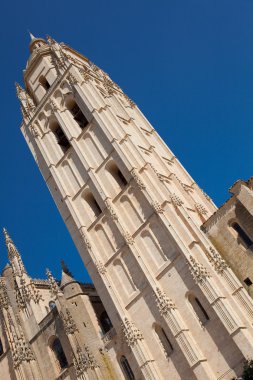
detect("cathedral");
top-left (0, 34), bottom-right (253, 380)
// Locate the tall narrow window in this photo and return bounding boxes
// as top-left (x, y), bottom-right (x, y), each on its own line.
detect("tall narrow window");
top-left (51, 338), bottom-right (68, 370)
top-left (231, 222), bottom-right (253, 248)
top-left (100, 311), bottom-right (113, 334)
top-left (0, 338), bottom-right (3, 356)
top-left (52, 124), bottom-right (70, 153)
top-left (69, 102), bottom-right (89, 129)
top-left (120, 356), bottom-right (135, 380)
top-left (106, 162), bottom-right (128, 189)
top-left (83, 192), bottom-right (102, 219)
top-left (39, 75), bottom-right (50, 90)
top-left (188, 293), bottom-right (209, 325)
top-left (154, 324), bottom-right (173, 358)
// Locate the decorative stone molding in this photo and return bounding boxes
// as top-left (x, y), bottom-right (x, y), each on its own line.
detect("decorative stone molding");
top-left (122, 231), bottom-right (134, 246)
top-left (30, 124), bottom-right (39, 138)
top-left (73, 344), bottom-right (99, 376)
top-left (95, 260), bottom-right (107, 275)
top-left (0, 278), bottom-right (10, 309)
top-left (49, 99), bottom-right (58, 112)
top-left (131, 168), bottom-right (146, 190)
top-left (187, 255), bottom-right (210, 284)
top-left (151, 201), bottom-right (164, 214)
top-left (195, 203), bottom-right (208, 216)
top-left (60, 308), bottom-right (78, 335)
top-left (170, 193), bottom-right (184, 207)
top-left (68, 72), bottom-right (79, 86)
top-left (155, 287), bottom-right (176, 316)
top-left (46, 269), bottom-right (60, 297)
top-left (80, 230), bottom-right (92, 250)
top-left (15, 83), bottom-right (36, 121)
top-left (79, 67), bottom-right (91, 83)
top-left (209, 247), bottom-right (228, 274)
top-left (122, 317), bottom-right (143, 347)
top-left (123, 93), bottom-right (136, 108)
top-left (149, 164), bottom-right (164, 181)
top-left (104, 199), bottom-right (119, 221)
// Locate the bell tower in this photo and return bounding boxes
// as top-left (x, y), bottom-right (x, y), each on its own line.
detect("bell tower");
top-left (17, 34), bottom-right (253, 379)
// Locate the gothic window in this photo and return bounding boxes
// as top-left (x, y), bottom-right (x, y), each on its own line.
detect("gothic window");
top-left (51, 337), bottom-right (68, 370)
top-left (51, 123), bottom-right (70, 153)
top-left (120, 356), bottom-right (135, 380)
top-left (83, 191), bottom-right (102, 219)
top-left (106, 162), bottom-right (128, 190)
top-left (100, 310), bottom-right (113, 334)
top-left (0, 338), bottom-right (3, 356)
top-left (154, 324), bottom-right (173, 358)
top-left (188, 293), bottom-right (209, 325)
top-left (49, 301), bottom-right (56, 310)
top-left (68, 101), bottom-right (89, 130)
top-left (231, 222), bottom-right (253, 248)
top-left (39, 75), bottom-right (50, 90)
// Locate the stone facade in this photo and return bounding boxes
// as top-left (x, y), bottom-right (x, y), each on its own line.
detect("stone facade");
top-left (203, 178), bottom-right (253, 299)
top-left (11, 34), bottom-right (253, 379)
top-left (0, 229), bottom-right (120, 380)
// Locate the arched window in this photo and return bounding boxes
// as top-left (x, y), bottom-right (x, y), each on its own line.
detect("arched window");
top-left (100, 311), bottom-right (113, 334)
top-left (68, 101), bottom-right (89, 130)
top-left (51, 123), bottom-right (70, 153)
top-left (83, 192), bottom-right (102, 219)
top-left (51, 338), bottom-right (68, 370)
top-left (120, 356), bottom-right (135, 380)
top-left (0, 338), bottom-right (3, 356)
top-left (188, 293), bottom-right (209, 325)
top-left (106, 162), bottom-right (128, 189)
top-left (154, 324), bottom-right (173, 358)
top-left (49, 301), bottom-right (56, 310)
top-left (39, 75), bottom-right (50, 90)
top-left (231, 222), bottom-right (253, 248)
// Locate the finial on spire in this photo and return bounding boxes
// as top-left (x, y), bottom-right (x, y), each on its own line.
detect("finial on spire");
top-left (3, 228), bottom-right (12, 245)
top-left (28, 31), bottom-right (36, 42)
top-left (61, 260), bottom-right (73, 277)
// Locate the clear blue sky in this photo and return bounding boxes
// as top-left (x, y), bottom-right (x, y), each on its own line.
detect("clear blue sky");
top-left (0, 0), bottom-right (252, 282)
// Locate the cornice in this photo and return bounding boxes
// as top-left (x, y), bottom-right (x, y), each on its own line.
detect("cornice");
top-left (24, 46), bottom-right (51, 82)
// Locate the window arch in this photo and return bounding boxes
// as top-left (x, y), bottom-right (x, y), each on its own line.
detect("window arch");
top-left (67, 100), bottom-right (89, 130)
top-left (188, 293), bottom-right (209, 325)
top-left (100, 310), bottom-right (113, 334)
top-left (154, 324), bottom-right (173, 358)
top-left (120, 356), bottom-right (135, 380)
top-left (230, 222), bottom-right (253, 248)
top-left (83, 191), bottom-right (102, 219)
top-left (50, 122), bottom-right (70, 153)
top-left (39, 75), bottom-right (50, 90)
top-left (106, 161), bottom-right (128, 189)
top-left (51, 337), bottom-right (68, 370)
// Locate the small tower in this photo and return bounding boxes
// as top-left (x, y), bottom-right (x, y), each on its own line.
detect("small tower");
top-left (17, 35), bottom-right (253, 379)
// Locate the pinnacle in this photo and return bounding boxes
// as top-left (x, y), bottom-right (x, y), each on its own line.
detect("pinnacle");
top-left (28, 31), bottom-right (37, 42)
top-left (3, 228), bottom-right (12, 245)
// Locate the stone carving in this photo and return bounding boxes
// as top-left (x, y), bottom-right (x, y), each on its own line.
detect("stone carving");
top-left (79, 67), bottom-right (91, 83)
top-left (123, 93), bottom-right (136, 108)
top-left (95, 260), bottom-right (107, 275)
top-left (149, 164), bottom-right (164, 181)
top-left (49, 99), bottom-right (58, 112)
top-left (60, 308), bottom-right (78, 335)
top-left (47, 35), bottom-right (67, 71)
top-left (68, 72), bottom-right (79, 86)
top-left (30, 125), bottom-right (39, 138)
top-left (73, 344), bottom-right (99, 376)
top-left (209, 247), bottom-right (228, 274)
top-left (0, 278), bottom-right (10, 309)
top-left (122, 317), bottom-right (143, 347)
top-left (105, 199), bottom-right (119, 221)
top-left (170, 193), bottom-right (184, 207)
top-left (187, 255), bottom-right (210, 284)
top-left (195, 202), bottom-right (208, 215)
top-left (131, 168), bottom-right (146, 190)
top-left (151, 201), bottom-right (164, 214)
top-left (155, 287), bottom-right (176, 316)
top-left (15, 83), bottom-right (36, 121)
top-left (46, 269), bottom-right (60, 297)
top-left (123, 231), bottom-right (135, 245)
top-left (80, 230), bottom-right (92, 250)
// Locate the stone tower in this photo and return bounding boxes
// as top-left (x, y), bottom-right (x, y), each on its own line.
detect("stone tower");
top-left (17, 34), bottom-right (253, 379)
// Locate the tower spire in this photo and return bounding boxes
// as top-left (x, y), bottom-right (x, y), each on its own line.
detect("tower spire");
top-left (28, 31), bottom-right (36, 42)
top-left (3, 228), bottom-right (26, 275)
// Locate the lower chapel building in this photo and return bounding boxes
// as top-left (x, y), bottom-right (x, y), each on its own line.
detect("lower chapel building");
top-left (0, 35), bottom-right (253, 380)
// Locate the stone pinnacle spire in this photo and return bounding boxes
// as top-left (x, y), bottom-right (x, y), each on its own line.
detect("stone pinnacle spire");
top-left (29, 31), bottom-right (37, 42)
top-left (3, 228), bottom-right (26, 274)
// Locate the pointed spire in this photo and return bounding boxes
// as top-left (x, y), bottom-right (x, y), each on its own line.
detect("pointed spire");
top-left (29, 31), bottom-right (36, 42)
top-left (61, 260), bottom-right (73, 277)
top-left (3, 228), bottom-right (26, 275)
